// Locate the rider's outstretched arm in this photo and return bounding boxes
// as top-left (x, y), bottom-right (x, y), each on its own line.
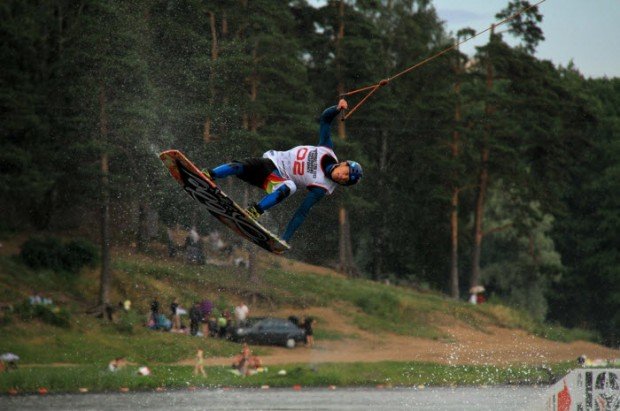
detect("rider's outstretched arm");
top-left (281, 186), bottom-right (327, 242)
top-left (318, 99), bottom-right (347, 149)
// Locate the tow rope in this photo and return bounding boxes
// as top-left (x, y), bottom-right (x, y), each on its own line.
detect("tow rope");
top-left (340, 0), bottom-right (547, 121)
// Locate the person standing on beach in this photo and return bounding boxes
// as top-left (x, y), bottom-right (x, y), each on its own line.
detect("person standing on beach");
top-left (194, 348), bottom-right (206, 377)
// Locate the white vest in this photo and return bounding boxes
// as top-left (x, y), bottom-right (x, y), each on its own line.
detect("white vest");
top-left (263, 146), bottom-right (338, 194)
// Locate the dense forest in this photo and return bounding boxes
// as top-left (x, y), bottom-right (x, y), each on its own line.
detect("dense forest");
top-left (1, 0), bottom-right (618, 346)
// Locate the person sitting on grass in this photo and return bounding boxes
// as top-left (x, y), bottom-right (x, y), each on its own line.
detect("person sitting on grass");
top-left (231, 343), bottom-right (263, 376)
top-left (108, 357), bottom-right (127, 372)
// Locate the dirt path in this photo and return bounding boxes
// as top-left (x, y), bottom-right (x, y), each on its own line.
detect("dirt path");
top-left (196, 307), bottom-right (620, 367)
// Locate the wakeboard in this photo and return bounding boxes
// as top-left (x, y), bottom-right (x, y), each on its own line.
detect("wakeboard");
top-left (159, 149), bottom-right (290, 255)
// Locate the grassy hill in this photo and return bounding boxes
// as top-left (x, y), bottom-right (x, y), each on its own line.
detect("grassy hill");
top-left (0, 234), bottom-right (602, 392)
top-left (0, 234), bottom-right (597, 364)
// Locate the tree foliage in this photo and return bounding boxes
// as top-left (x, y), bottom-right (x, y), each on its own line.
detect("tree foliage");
top-left (0, 0), bottom-right (618, 344)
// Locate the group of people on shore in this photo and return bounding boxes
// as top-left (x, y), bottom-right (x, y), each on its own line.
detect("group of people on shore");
top-left (28, 291), bottom-right (54, 306)
top-left (186, 299), bottom-right (250, 339)
top-left (143, 297), bottom-right (317, 347)
top-left (145, 297), bottom-right (250, 339)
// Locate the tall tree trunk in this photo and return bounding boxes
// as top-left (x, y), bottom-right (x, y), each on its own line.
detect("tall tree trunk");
top-left (471, 148), bottom-right (489, 289)
top-left (204, 11), bottom-right (219, 143)
top-left (371, 1), bottom-right (394, 281)
top-left (243, 185), bottom-right (259, 300)
top-left (137, 203), bottom-right (149, 253)
top-left (335, 0), bottom-right (358, 277)
top-left (528, 232), bottom-right (539, 265)
top-left (470, 25), bottom-right (495, 290)
top-left (449, 188), bottom-right (460, 298)
top-left (449, 42), bottom-right (463, 299)
top-left (249, 251), bottom-right (258, 306)
top-left (372, 130), bottom-right (388, 280)
top-left (336, 0), bottom-right (346, 138)
top-left (246, 39), bottom-right (261, 296)
top-left (98, 83), bottom-right (111, 310)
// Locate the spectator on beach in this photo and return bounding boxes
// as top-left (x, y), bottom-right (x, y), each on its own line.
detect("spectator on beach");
top-left (200, 299), bottom-right (213, 337)
top-left (150, 298), bottom-right (160, 321)
top-left (217, 312), bottom-right (228, 339)
top-left (233, 246), bottom-right (249, 268)
top-left (288, 315), bottom-right (300, 328)
top-left (0, 353), bottom-right (19, 371)
top-left (185, 228), bottom-right (205, 265)
top-left (30, 291), bottom-right (53, 306)
top-left (234, 301), bottom-right (249, 326)
top-left (176, 304), bottom-right (188, 331)
top-left (170, 298), bottom-right (181, 331)
top-left (150, 313), bottom-right (172, 331)
top-left (225, 310), bottom-right (233, 336)
top-left (207, 230), bottom-right (233, 258)
top-left (147, 298), bottom-right (164, 329)
top-left (208, 315), bottom-right (218, 337)
top-left (469, 286), bottom-right (485, 305)
top-left (194, 349), bottom-right (207, 377)
top-left (231, 343), bottom-right (262, 376)
top-left (28, 291), bottom-right (42, 305)
top-left (303, 317), bottom-right (316, 348)
top-left (189, 302), bottom-right (202, 336)
top-left (108, 357), bottom-right (127, 372)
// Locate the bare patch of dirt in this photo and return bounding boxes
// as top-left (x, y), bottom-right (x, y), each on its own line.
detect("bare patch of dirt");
top-left (201, 306), bottom-right (620, 367)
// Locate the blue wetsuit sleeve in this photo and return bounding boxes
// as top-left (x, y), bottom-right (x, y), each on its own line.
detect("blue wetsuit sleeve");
top-left (282, 187), bottom-right (326, 242)
top-left (318, 106), bottom-right (340, 149)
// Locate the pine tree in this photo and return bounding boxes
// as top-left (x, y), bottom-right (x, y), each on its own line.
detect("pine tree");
top-left (0, 0), bottom-right (95, 230)
top-left (468, 0), bottom-right (544, 290)
top-left (65, 1), bottom-right (155, 312)
top-left (549, 75), bottom-right (620, 344)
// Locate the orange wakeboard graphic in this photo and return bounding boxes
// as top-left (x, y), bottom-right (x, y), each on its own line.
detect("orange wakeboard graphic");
top-left (159, 150), bottom-right (290, 255)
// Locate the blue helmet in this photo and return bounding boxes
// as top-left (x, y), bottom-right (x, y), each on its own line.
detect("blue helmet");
top-left (345, 160), bottom-right (363, 186)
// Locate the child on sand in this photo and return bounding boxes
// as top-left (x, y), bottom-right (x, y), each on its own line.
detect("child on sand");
top-left (194, 348), bottom-right (206, 377)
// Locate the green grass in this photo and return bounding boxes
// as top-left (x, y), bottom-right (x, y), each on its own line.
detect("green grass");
top-left (472, 303), bottom-right (601, 343)
top-left (0, 361), bottom-right (575, 394)
top-left (74, 256), bottom-right (599, 343)
top-left (106, 257), bottom-right (450, 339)
top-left (532, 323), bottom-right (600, 343)
top-left (313, 328), bottom-right (351, 341)
top-left (0, 316), bottom-right (246, 365)
top-left (0, 242), bottom-right (599, 393)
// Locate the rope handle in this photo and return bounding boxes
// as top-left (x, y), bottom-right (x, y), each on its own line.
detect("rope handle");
top-left (340, 79), bottom-right (389, 121)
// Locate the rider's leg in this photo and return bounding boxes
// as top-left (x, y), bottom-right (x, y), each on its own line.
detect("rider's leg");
top-left (207, 162), bottom-right (244, 179)
top-left (256, 181), bottom-right (296, 212)
top-left (247, 180), bottom-right (296, 219)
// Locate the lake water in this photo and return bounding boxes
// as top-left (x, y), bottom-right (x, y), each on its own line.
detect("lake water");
top-left (1, 386), bottom-right (548, 410)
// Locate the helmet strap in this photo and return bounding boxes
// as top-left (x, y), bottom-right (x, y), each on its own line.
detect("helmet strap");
top-left (325, 163), bottom-right (337, 179)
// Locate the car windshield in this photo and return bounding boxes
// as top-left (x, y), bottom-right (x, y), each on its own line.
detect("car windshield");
top-left (245, 318), bottom-right (294, 329)
top-left (243, 317), bottom-right (264, 327)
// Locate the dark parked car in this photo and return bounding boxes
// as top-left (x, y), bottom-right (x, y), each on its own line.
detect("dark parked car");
top-left (231, 317), bottom-right (305, 348)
